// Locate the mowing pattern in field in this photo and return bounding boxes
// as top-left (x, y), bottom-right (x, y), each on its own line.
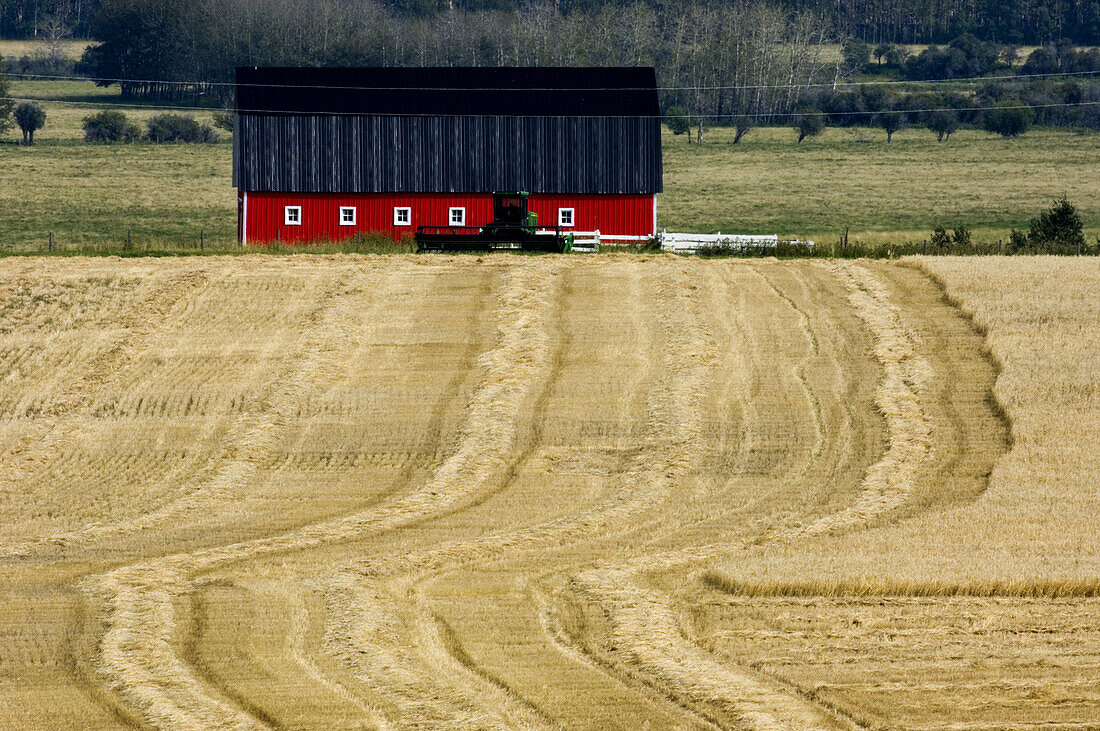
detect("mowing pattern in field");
top-left (0, 255), bottom-right (1093, 729)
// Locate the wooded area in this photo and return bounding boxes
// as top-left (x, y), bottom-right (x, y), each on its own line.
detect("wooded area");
top-left (2, 0), bottom-right (1099, 48)
top-left (2, 0), bottom-right (1099, 141)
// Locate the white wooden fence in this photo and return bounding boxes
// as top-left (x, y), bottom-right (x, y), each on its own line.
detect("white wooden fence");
top-left (561, 229), bottom-right (814, 254)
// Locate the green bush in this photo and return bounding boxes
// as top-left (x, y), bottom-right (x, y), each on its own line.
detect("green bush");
top-left (83, 110), bottom-right (140, 143)
top-left (1027, 196), bottom-right (1085, 252)
top-left (952, 225), bottom-right (972, 248)
top-left (983, 101), bottom-right (1035, 137)
top-left (930, 226), bottom-right (953, 251)
top-left (794, 105), bottom-right (824, 143)
top-left (144, 114), bottom-right (219, 143)
top-left (926, 109), bottom-right (958, 141)
top-left (1007, 228), bottom-right (1029, 253)
top-left (14, 101), bottom-right (46, 144)
top-left (665, 107), bottom-right (691, 136)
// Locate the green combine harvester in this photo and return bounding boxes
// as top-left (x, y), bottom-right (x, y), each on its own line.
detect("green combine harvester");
top-left (416, 192), bottom-right (573, 253)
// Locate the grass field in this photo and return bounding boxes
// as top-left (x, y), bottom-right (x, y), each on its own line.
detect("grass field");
top-left (2, 79), bottom-right (1099, 249)
top-left (0, 38), bottom-right (91, 61)
top-left (0, 254), bottom-right (1097, 728)
top-left (661, 125), bottom-right (1100, 244)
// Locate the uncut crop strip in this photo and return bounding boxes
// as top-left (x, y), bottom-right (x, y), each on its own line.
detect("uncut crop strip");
top-left (679, 260), bottom-right (1016, 729)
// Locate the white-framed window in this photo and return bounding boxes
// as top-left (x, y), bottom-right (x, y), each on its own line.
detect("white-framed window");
top-left (339, 206), bottom-right (356, 226)
top-left (558, 207), bottom-right (575, 227)
top-left (394, 207), bottom-right (412, 226)
top-left (284, 206), bottom-right (302, 226)
top-left (449, 207), bottom-right (465, 226)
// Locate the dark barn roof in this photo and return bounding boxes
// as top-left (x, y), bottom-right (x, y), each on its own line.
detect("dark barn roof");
top-left (233, 67), bottom-right (662, 195)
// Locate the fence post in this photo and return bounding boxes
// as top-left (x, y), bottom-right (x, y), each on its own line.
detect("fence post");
top-left (200, 230), bottom-right (204, 252)
top-left (48, 231), bottom-right (53, 252)
top-left (276, 229), bottom-right (281, 245)
top-left (999, 239), bottom-right (1003, 255)
top-left (126, 231), bottom-right (132, 251)
top-left (357, 230), bottom-right (361, 249)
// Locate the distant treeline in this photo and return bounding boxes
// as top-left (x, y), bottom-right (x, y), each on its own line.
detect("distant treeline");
top-left (4, 0), bottom-right (1098, 139)
top-left (2, 0), bottom-right (1100, 46)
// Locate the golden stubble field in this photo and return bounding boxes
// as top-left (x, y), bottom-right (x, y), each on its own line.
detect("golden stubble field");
top-left (0, 254), bottom-right (1097, 729)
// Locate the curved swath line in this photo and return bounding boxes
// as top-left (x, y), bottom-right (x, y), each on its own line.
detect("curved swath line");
top-left (281, 582), bottom-right (388, 727)
top-left (82, 262), bottom-right (559, 730)
top-left (615, 261), bottom-right (833, 555)
top-left (250, 270), bottom-right (499, 730)
top-left (565, 262), bottom-right (847, 730)
top-left (351, 259), bottom-right (719, 577)
top-left (756, 265), bottom-right (827, 495)
top-left (580, 570), bottom-right (844, 730)
top-left (786, 261), bottom-right (934, 539)
top-left (0, 269), bottom-right (211, 555)
top-left (641, 261), bottom-right (936, 728)
top-left (314, 263), bottom-right (567, 729)
top-left (329, 259), bottom-right (724, 727)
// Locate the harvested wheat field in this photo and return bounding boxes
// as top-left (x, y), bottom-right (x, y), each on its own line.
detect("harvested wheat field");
top-left (0, 254), bottom-right (1097, 729)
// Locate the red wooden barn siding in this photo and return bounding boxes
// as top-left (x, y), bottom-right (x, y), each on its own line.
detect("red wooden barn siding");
top-left (241, 192), bottom-right (655, 244)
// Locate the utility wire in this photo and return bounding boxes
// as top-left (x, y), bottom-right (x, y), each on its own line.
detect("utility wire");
top-left (11, 95), bottom-right (1100, 119)
top-left (9, 68), bottom-right (1100, 91)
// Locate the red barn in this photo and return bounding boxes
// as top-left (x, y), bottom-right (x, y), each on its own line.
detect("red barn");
top-left (233, 67), bottom-right (662, 245)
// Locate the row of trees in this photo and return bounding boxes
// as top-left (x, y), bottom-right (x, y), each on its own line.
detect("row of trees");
top-left (74, 0), bottom-right (840, 145)
top-left (68, 0), bottom-right (1100, 143)
top-left (81, 109), bottom-right (220, 142)
top-left (788, 0), bottom-right (1100, 45)
top-left (0, 0), bottom-right (97, 40)
top-left (842, 35), bottom-right (1100, 81)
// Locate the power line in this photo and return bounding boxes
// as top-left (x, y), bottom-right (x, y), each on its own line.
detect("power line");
top-left (9, 68), bottom-right (1100, 92)
top-left (11, 95), bottom-right (1100, 119)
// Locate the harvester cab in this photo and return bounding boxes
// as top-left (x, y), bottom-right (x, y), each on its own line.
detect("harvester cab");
top-left (416, 191), bottom-right (572, 253)
top-left (492, 193), bottom-right (534, 227)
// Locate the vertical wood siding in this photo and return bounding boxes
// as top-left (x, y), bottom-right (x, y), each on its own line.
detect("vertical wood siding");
top-left (234, 115), bottom-right (662, 195)
top-left (243, 193), bottom-right (655, 244)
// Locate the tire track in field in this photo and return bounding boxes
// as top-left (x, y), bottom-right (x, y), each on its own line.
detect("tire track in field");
top-left (82, 261), bottom-right (559, 730)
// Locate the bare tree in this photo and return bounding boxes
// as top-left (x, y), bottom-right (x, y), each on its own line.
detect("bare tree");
top-left (36, 3), bottom-right (72, 62)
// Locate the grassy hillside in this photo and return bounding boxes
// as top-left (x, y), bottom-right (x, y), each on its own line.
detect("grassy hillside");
top-left (1, 79), bottom-right (1099, 250)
